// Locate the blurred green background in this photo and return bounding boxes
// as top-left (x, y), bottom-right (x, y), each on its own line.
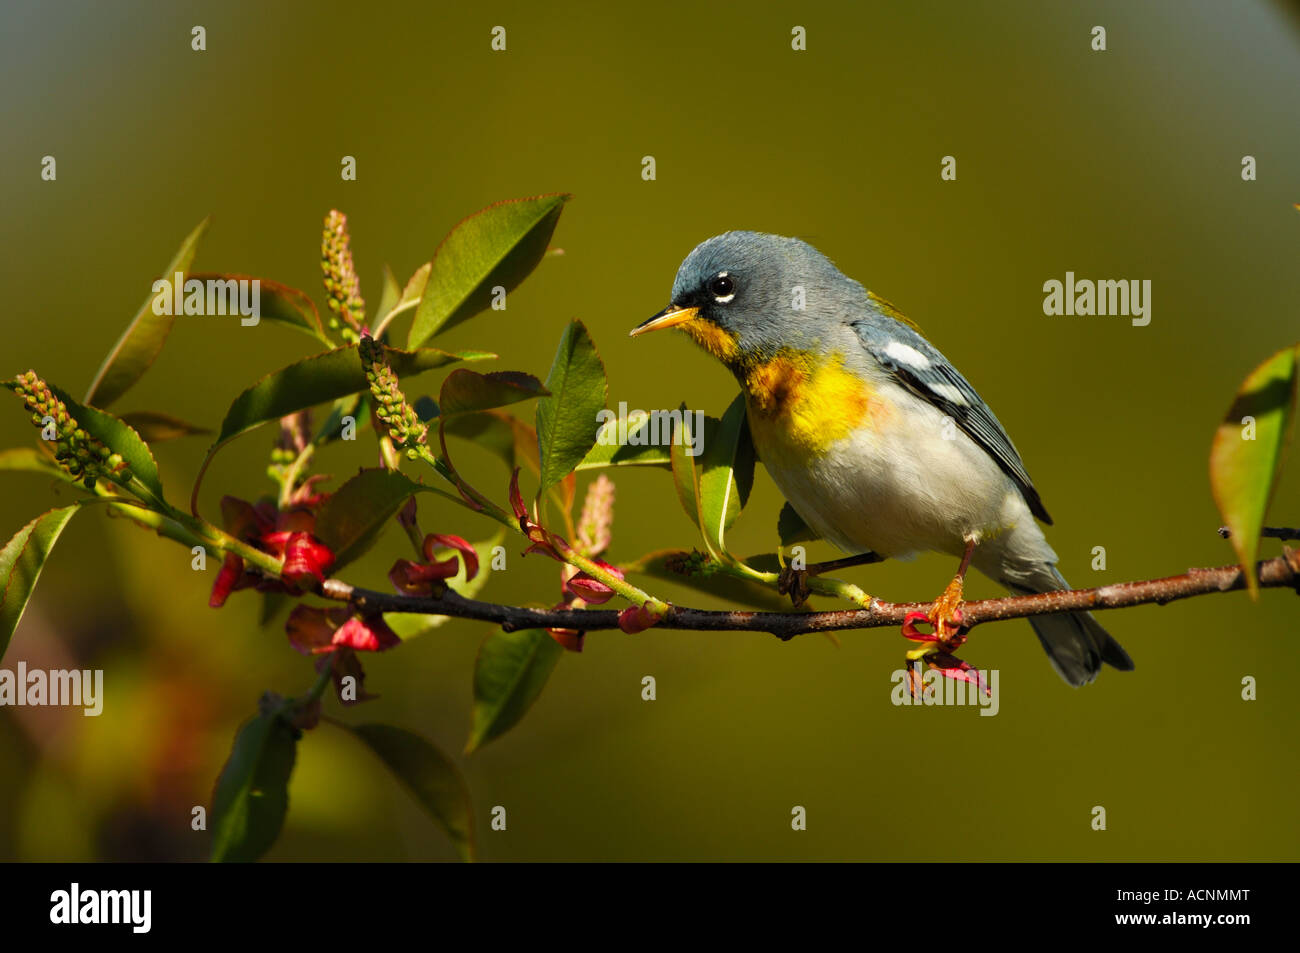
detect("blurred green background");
top-left (1, 0), bottom-right (1298, 861)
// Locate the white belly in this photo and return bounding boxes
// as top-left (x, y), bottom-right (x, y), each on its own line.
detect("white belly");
top-left (753, 383), bottom-right (1055, 580)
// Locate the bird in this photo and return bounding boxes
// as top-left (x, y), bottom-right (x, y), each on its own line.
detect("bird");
top-left (630, 231), bottom-right (1133, 686)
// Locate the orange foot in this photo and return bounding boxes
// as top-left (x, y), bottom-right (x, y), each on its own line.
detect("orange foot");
top-left (929, 573), bottom-right (966, 640)
top-left (901, 579), bottom-right (979, 700)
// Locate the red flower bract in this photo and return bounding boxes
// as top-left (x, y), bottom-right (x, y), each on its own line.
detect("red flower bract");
top-left (618, 604), bottom-right (661, 634)
top-left (333, 616), bottom-right (400, 652)
top-left (508, 468), bottom-right (564, 560)
top-left (286, 605), bottom-right (399, 655)
top-left (208, 553), bottom-right (246, 608)
top-left (902, 609), bottom-right (965, 644)
top-left (545, 599), bottom-right (585, 652)
top-left (285, 605), bottom-right (351, 655)
top-left (213, 494), bottom-right (336, 602)
top-left (901, 610), bottom-right (987, 699)
top-left (220, 495), bottom-right (275, 542)
top-left (319, 648), bottom-right (379, 706)
top-left (908, 654), bottom-right (991, 698)
top-left (523, 540), bottom-right (564, 561)
top-left (508, 467), bottom-right (528, 521)
top-left (564, 574), bottom-right (613, 603)
top-left (389, 556), bottom-right (458, 595)
top-left (423, 533), bottom-right (479, 582)
top-left (275, 532), bottom-right (336, 590)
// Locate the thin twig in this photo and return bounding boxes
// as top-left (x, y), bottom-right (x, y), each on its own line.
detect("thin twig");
top-left (318, 549), bottom-right (1300, 640)
top-left (1217, 525), bottom-right (1300, 541)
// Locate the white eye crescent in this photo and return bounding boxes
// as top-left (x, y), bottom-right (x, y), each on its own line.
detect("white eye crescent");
top-left (709, 272), bottom-right (735, 303)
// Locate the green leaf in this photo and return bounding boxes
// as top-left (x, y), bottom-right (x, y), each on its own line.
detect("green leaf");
top-left (373, 264), bottom-right (401, 330)
top-left (408, 194), bottom-right (570, 347)
top-left (535, 319), bottom-right (607, 494)
top-left (439, 408), bottom-right (576, 526)
top-left (313, 394), bottom-right (370, 447)
top-left (413, 396), bottom-right (438, 421)
top-left (211, 344), bottom-right (491, 448)
top-left (0, 505), bottom-right (81, 662)
top-left (438, 370), bottom-right (548, 418)
top-left (210, 709), bottom-right (297, 863)
top-left (49, 384), bottom-right (165, 503)
top-left (189, 274), bottom-right (327, 343)
top-left (85, 218), bottom-right (209, 408)
top-left (577, 409), bottom-right (673, 470)
top-left (339, 723), bottom-right (475, 862)
top-left (1210, 344), bottom-right (1299, 598)
top-left (258, 591), bottom-right (291, 628)
top-left (438, 409), bottom-right (576, 517)
top-left (777, 502), bottom-right (819, 546)
top-left (314, 468), bottom-right (463, 570)
top-left (441, 410), bottom-right (535, 472)
top-left (0, 447), bottom-right (69, 480)
top-left (373, 262), bottom-right (432, 338)
top-left (621, 549), bottom-right (795, 612)
top-left (192, 344), bottom-right (492, 507)
top-left (466, 628), bottom-right (563, 754)
top-left (697, 395), bottom-right (755, 558)
top-left (118, 410), bottom-right (210, 442)
top-left (385, 530), bottom-right (504, 639)
top-left (669, 403), bottom-right (703, 535)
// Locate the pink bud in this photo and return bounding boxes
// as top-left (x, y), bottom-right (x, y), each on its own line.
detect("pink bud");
top-left (618, 604), bottom-right (661, 634)
top-left (564, 572), bottom-right (615, 604)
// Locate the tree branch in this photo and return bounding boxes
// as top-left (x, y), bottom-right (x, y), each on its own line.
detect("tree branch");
top-left (319, 549), bottom-right (1300, 640)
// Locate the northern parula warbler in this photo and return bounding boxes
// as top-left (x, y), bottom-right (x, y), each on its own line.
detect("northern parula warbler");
top-left (632, 231), bottom-right (1133, 686)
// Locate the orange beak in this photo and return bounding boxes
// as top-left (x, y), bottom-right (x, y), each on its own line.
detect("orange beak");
top-left (629, 304), bottom-right (700, 337)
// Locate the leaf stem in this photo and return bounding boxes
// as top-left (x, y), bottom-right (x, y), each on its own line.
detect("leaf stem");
top-left (552, 535), bottom-right (669, 613)
top-left (151, 497), bottom-right (285, 577)
top-left (300, 653), bottom-right (335, 706)
top-left (707, 556), bottom-right (874, 609)
top-left (414, 445), bottom-right (667, 611)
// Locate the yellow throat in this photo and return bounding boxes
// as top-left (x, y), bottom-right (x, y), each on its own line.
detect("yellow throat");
top-left (740, 348), bottom-right (878, 462)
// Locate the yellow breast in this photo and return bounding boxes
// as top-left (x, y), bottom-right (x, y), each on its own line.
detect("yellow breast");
top-left (742, 349), bottom-right (880, 465)
top-left (680, 316), bottom-right (740, 363)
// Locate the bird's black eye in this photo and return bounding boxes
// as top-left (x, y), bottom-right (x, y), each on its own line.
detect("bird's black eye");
top-left (709, 274), bottom-right (735, 299)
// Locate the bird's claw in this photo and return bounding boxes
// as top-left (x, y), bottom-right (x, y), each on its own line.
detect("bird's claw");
top-left (929, 574), bottom-right (967, 641)
top-left (901, 585), bottom-right (986, 699)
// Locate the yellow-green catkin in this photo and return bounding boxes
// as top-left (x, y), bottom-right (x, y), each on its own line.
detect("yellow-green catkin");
top-left (358, 334), bottom-right (426, 455)
top-left (322, 210), bottom-right (366, 342)
top-left (5, 371), bottom-right (131, 490)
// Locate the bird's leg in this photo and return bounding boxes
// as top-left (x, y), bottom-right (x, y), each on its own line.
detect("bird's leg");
top-left (898, 536), bottom-right (987, 700)
top-left (778, 551), bottom-right (884, 606)
top-left (929, 535), bottom-right (978, 638)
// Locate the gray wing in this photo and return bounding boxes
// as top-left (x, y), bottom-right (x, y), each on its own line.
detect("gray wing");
top-left (849, 314), bottom-right (1052, 524)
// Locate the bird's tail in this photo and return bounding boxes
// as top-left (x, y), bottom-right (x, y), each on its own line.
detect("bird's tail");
top-left (1005, 566), bottom-right (1134, 687)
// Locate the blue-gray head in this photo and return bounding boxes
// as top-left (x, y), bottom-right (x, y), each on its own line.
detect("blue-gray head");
top-left (631, 231), bottom-right (870, 367)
